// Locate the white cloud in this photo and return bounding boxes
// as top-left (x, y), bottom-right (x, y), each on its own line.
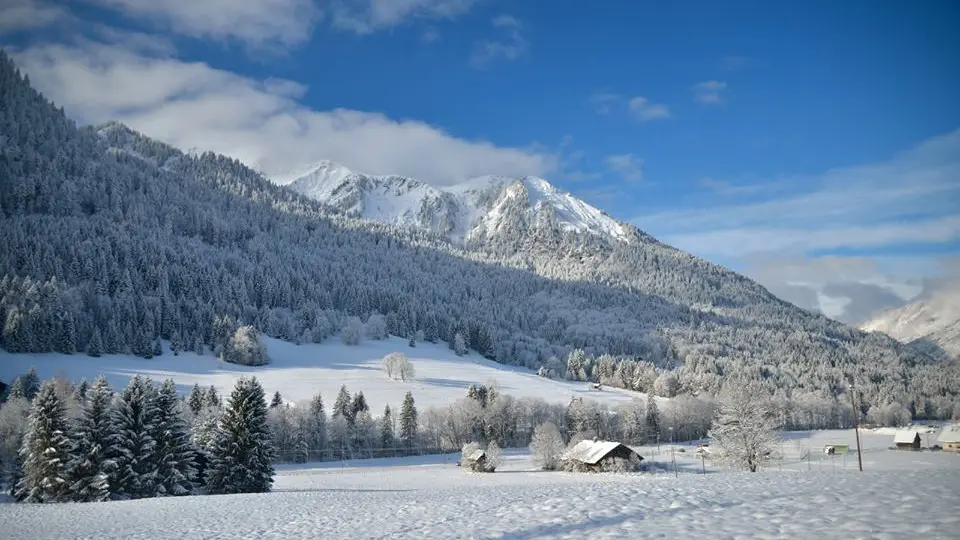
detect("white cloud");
top-left (603, 154), bottom-right (644, 182)
top-left (85, 0), bottom-right (321, 48)
top-left (588, 92), bottom-right (620, 115)
top-left (634, 129), bottom-right (960, 322)
top-left (628, 96), bottom-right (671, 122)
top-left (0, 0), bottom-right (67, 32)
top-left (720, 55), bottom-right (748, 71)
top-left (13, 40), bottom-right (556, 186)
top-left (330, 0), bottom-right (477, 34)
top-left (692, 80), bottom-right (726, 105)
top-left (471, 14), bottom-right (525, 68)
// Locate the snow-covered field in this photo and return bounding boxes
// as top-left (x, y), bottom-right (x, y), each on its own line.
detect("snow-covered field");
top-left (0, 336), bottom-right (647, 411)
top-left (2, 429), bottom-right (958, 539)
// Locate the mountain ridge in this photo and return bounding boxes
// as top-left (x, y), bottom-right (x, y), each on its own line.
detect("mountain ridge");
top-left (287, 162), bottom-right (630, 245)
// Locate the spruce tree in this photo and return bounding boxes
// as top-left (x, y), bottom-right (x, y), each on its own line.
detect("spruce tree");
top-left (645, 394), bottom-right (661, 442)
top-left (399, 392), bottom-right (418, 454)
top-left (15, 381), bottom-right (72, 502)
top-left (187, 384), bottom-right (204, 416)
top-left (152, 379), bottom-right (197, 496)
top-left (270, 391), bottom-right (283, 409)
top-left (72, 379), bottom-right (89, 404)
top-left (86, 328), bottom-right (104, 357)
top-left (351, 391), bottom-right (369, 418)
top-left (205, 377), bottom-right (276, 494)
top-left (332, 385), bottom-right (353, 425)
top-left (308, 393), bottom-right (327, 460)
top-left (205, 385), bottom-right (220, 408)
top-left (380, 405), bottom-right (395, 455)
top-left (66, 376), bottom-right (115, 502)
top-left (111, 375), bottom-right (158, 499)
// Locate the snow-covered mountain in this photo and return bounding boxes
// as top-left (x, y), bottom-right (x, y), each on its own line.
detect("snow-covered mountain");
top-left (861, 286), bottom-right (960, 358)
top-left (287, 162), bottom-right (629, 244)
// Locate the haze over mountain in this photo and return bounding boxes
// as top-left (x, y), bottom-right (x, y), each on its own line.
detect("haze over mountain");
top-left (861, 284), bottom-right (960, 359)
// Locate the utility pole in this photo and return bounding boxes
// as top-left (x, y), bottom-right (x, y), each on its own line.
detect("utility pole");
top-left (851, 385), bottom-right (864, 472)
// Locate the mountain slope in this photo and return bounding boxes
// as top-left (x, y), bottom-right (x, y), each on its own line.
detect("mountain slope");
top-left (1, 51), bottom-right (957, 420)
top-left (862, 287), bottom-right (960, 358)
top-left (288, 162), bottom-right (628, 244)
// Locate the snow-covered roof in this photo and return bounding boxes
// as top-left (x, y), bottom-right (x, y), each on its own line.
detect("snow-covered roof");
top-left (893, 430), bottom-right (922, 444)
top-left (465, 449), bottom-right (486, 462)
top-left (937, 424), bottom-right (960, 443)
top-left (562, 440), bottom-right (637, 465)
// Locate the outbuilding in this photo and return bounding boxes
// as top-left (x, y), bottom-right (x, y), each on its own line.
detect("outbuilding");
top-left (561, 440), bottom-right (643, 472)
top-left (893, 429), bottom-right (922, 450)
top-left (461, 448), bottom-right (488, 471)
top-left (937, 425), bottom-right (960, 453)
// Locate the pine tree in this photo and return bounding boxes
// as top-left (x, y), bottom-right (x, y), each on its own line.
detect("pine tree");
top-left (111, 375), bottom-right (158, 499)
top-left (11, 368), bottom-right (41, 401)
top-left (151, 379), bottom-right (197, 496)
top-left (645, 394), bottom-right (661, 442)
top-left (270, 391), bottom-right (283, 409)
top-left (399, 392), bottom-right (418, 454)
top-left (86, 328), bottom-right (104, 357)
top-left (380, 405), bottom-right (395, 456)
top-left (308, 393), bottom-right (327, 461)
top-left (66, 376), bottom-right (115, 502)
top-left (187, 384), bottom-right (204, 416)
top-left (351, 391), bottom-right (369, 418)
top-left (205, 377), bottom-right (276, 494)
top-left (72, 379), bottom-right (89, 404)
top-left (332, 385), bottom-right (354, 425)
top-left (204, 385), bottom-right (220, 408)
top-left (15, 381), bottom-right (72, 502)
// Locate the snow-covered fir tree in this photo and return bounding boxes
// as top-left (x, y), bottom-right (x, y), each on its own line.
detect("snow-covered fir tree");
top-left (151, 379), bottom-right (197, 496)
top-left (307, 393), bottom-right (327, 460)
top-left (270, 391), bottom-right (284, 409)
top-left (205, 377), bottom-right (275, 494)
top-left (400, 392), bottom-right (418, 453)
top-left (187, 384), bottom-right (204, 416)
top-left (380, 405), bottom-right (395, 455)
top-left (65, 376), bottom-right (115, 502)
top-left (111, 375), bottom-right (159, 499)
top-left (15, 381), bottom-right (72, 502)
top-left (332, 385), bottom-right (354, 425)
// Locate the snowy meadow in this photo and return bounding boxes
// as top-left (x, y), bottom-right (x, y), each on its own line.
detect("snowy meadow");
top-left (3, 429), bottom-right (958, 540)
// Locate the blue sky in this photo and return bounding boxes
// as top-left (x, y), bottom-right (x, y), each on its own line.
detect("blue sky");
top-left (2, 0), bottom-right (958, 323)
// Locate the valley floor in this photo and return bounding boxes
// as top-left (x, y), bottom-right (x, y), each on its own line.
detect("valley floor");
top-left (3, 430), bottom-right (958, 539)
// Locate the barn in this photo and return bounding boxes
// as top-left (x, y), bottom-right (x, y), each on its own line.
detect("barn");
top-left (461, 448), bottom-right (488, 472)
top-left (937, 425), bottom-right (960, 453)
top-left (561, 440), bottom-right (643, 472)
top-left (893, 429), bottom-right (922, 450)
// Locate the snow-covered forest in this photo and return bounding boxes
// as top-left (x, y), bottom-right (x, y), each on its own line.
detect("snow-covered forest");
top-left (0, 51), bottom-right (958, 421)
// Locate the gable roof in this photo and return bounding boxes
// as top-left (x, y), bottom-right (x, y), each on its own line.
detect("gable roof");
top-left (937, 424), bottom-right (960, 444)
top-left (894, 430), bottom-right (921, 444)
top-left (465, 449), bottom-right (486, 461)
top-left (562, 440), bottom-right (639, 465)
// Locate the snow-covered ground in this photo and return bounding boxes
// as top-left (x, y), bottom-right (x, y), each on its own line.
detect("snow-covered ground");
top-left (0, 336), bottom-right (648, 411)
top-left (2, 429), bottom-right (958, 539)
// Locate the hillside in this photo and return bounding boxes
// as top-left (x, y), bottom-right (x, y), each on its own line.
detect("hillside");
top-left (0, 336), bottom-right (647, 412)
top-left (861, 286), bottom-right (960, 359)
top-left (0, 50), bottom-right (957, 420)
